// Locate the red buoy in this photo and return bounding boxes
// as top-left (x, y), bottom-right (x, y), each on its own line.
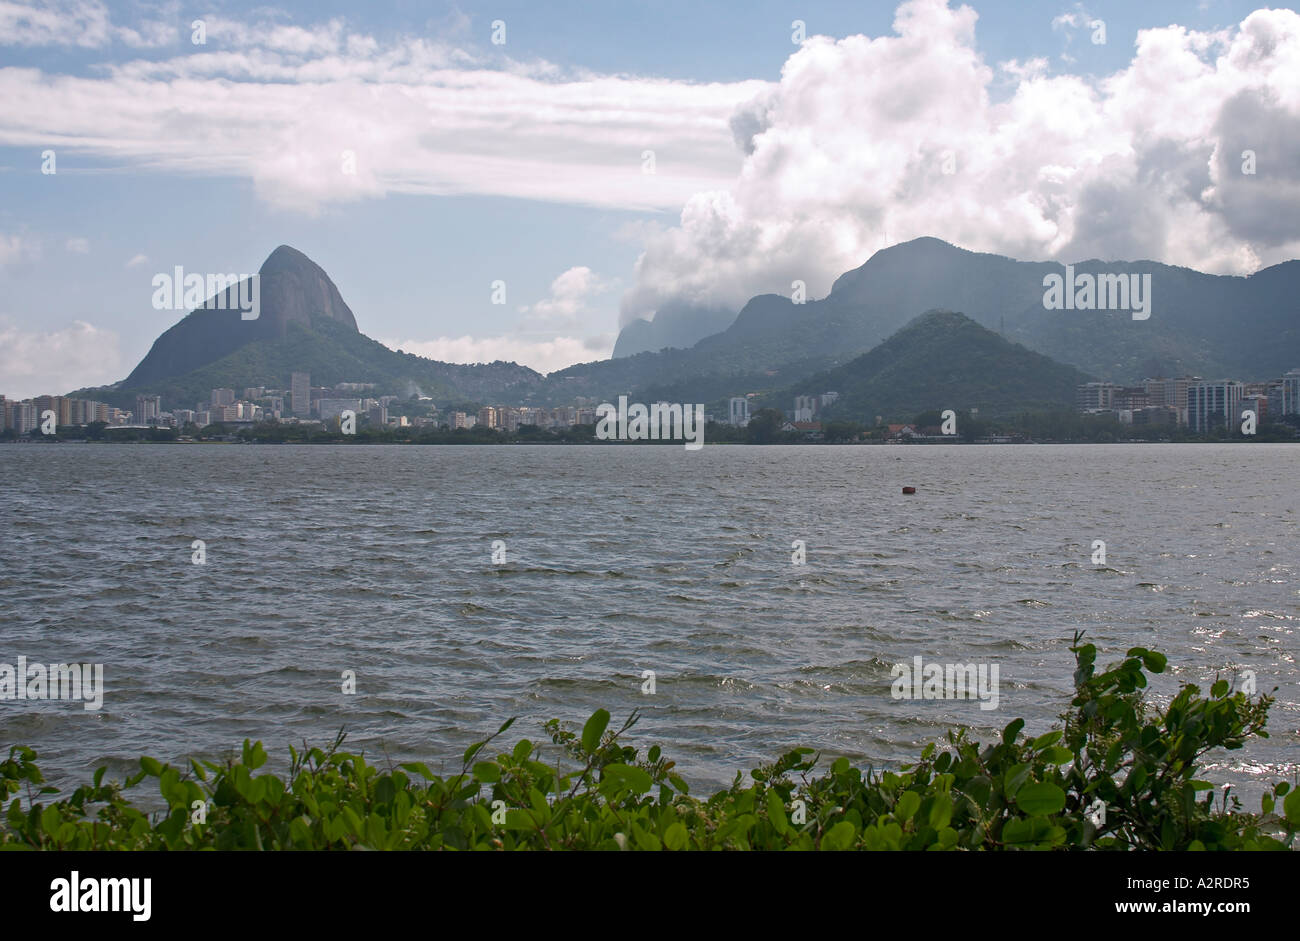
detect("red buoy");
top-left (902, 486), bottom-right (916, 494)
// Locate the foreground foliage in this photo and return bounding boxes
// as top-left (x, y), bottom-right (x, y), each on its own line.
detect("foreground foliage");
top-left (3, 637), bottom-right (1297, 850)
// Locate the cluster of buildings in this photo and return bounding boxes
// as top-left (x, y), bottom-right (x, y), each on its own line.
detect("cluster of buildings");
top-left (15, 366), bottom-right (1295, 441)
top-left (446, 403), bottom-right (601, 431)
top-left (722, 391), bottom-right (840, 429)
top-left (1, 370), bottom-right (625, 437)
top-left (281, 373), bottom-right (610, 433)
top-left (0, 394), bottom-right (131, 433)
top-left (1077, 370), bottom-right (1300, 432)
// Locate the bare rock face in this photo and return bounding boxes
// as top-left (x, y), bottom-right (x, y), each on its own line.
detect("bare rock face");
top-left (254, 245), bottom-right (358, 336)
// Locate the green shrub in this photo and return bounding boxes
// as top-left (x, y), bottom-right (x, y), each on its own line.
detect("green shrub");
top-left (3, 636), bottom-right (1297, 850)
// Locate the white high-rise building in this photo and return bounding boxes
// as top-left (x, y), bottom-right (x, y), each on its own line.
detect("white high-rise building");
top-left (729, 396), bottom-right (750, 427)
top-left (1187, 381), bottom-right (1244, 433)
top-left (793, 395), bottom-right (817, 422)
top-left (135, 394), bottom-right (162, 426)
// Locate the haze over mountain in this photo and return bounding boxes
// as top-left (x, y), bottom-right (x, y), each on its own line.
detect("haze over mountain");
top-left (612, 301), bottom-right (736, 358)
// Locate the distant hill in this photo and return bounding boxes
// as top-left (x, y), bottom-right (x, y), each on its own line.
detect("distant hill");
top-left (81, 246), bottom-right (545, 410)
top-left (71, 237), bottom-right (1300, 415)
top-left (770, 309), bottom-right (1093, 422)
top-left (611, 300), bottom-right (736, 358)
top-left (547, 237), bottom-right (1300, 404)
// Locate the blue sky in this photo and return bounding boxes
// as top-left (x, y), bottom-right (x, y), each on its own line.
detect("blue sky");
top-left (2, 0), bottom-right (1298, 398)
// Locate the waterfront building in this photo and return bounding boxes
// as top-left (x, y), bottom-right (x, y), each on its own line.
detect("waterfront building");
top-left (1187, 381), bottom-right (1244, 433)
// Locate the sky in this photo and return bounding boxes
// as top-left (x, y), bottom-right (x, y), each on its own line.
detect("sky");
top-left (1, 0), bottom-right (1298, 398)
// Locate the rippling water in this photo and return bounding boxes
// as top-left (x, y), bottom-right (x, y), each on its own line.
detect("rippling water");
top-left (1, 443), bottom-right (1296, 799)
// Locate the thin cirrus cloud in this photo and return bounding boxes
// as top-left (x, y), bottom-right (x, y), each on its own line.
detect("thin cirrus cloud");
top-left (619, 0), bottom-right (1300, 324)
top-left (0, 0), bottom-right (174, 48)
top-left (0, 6), bottom-right (766, 214)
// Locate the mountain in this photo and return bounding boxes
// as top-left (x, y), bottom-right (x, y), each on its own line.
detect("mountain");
top-left (611, 301), bottom-right (736, 357)
top-left (92, 246), bottom-right (546, 409)
top-left (77, 237), bottom-right (1300, 416)
top-left (124, 245), bottom-right (359, 386)
top-left (549, 237), bottom-right (1300, 405)
top-left (776, 309), bottom-right (1092, 421)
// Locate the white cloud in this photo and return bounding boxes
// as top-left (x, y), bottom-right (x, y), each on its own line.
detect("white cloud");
top-left (0, 232), bottom-right (39, 266)
top-left (620, 0), bottom-right (1300, 324)
top-left (124, 253), bottom-right (147, 267)
top-left (381, 333), bottom-right (614, 375)
top-left (64, 236), bottom-right (88, 252)
top-left (0, 7), bottom-right (765, 214)
top-left (518, 266), bottom-right (614, 329)
top-left (0, 0), bottom-right (175, 48)
top-left (0, 317), bottom-right (122, 397)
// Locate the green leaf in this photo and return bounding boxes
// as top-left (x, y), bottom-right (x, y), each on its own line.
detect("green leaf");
top-left (1002, 718), bottom-right (1025, 745)
top-left (821, 820), bottom-right (856, 851)
top-left (1284, 788), bottom-right (1300, 827)
top-left (766, 790), bottom-right (791, 834)
top-left (663, 821), bottom-right (689, 851)
top-left (633, 825), bottom-right (661, 851)
top-left (582, 709), bottom-right (611, 754)
top-left (600, 763), bottom-right (652, 795)
top-left (1016, 781), bottom-right (1067, 816)
top-left (139, 757), bottom-right (163, 776)
top-left (1030, 731), bottom-right (1063, 749)
top-left (928, 795), bottom-right (954, 829)
top-left (472, 762), bottom-right (500, 784)
top-left (1003, 763), bottom-right (1032, 798)
top-left (895, 791), bottom-right (921, 821)
top-left (400, 762), bottom-right (436, 781)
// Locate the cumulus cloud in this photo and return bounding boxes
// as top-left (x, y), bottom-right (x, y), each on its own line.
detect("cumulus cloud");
top-left (620, 0), bottom-right (1300, 323)
top-left (381, 333), bottom-right (614, 375)
top-left (518, 266), bottom-right (614, 329)
top-left (0, 318), bottom-right (122, 397)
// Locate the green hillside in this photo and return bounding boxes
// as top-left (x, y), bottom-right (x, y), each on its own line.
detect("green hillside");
top-left (776, 309), bottom-right (1093, 422)
top-left (76, 318), bottom-right (545, 411)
